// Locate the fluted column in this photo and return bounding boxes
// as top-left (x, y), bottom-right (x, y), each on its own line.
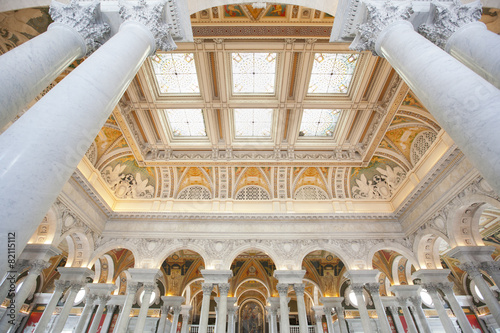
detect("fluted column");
top-left (387, 306), bottom-right (404, 333)
top-left (216, 283), bottom-right (230, 333)
top-left (101, 304), bottom-right (117, 333)
top-left (408, 296), bottom-right (431, 333)
top-left (74, 293), bottom-right (97, 333)
top-left (420, 284), bottom-right (455, 333)
top-left (365, 283), bottom-right (390, 333)
top-left (277, 284), bottom-right (290, 333)
top-left (418, 0), bottom-right (500, 89)
top-left (114, 282), bottom-right (139, 333)
top-left (134, 283), bottom-right (155, 333)
top-left (350, 1), bottom-right (500, 197)
top-left (0, 1), bottom-right (110, 130)
top-left (351, 284), bottom-right (371, 333)
top-left (181, 305), bottom-right (192, 333)
top-left (461, 262), bottom-right (500, 326)
top-left (32, 280), bottom-right (69, 333)
top-left (0, 0), bottom-right (179, 276)
top-left (480, 261), bottom-right (500, 289)
top-left (88, 295), bottom-right (111, 333)
top-left (170, 306), bottom-right (182, 333)
top-left (199, 283), bottom-right (213, 333)
top-left (395, 298), bottom-right (417, 333)
top-left (158, 305), bottom-right (170, 333)
top-left (51, 281), bottom-right (85, 333)
top-left (293, 284), bottom-right (308, 333)
top-left (438, 282), bottom-right (473, 333)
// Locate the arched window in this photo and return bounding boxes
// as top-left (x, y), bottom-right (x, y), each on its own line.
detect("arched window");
top-left (235, 186), bottom-right (270, 200)
top-left (177, 185), bottom-right (212, 200)
top-left (294, 185), bottom-right (328, 200)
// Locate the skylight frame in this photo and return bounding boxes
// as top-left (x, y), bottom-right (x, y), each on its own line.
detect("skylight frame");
top-left (233, 108), bottom-right (274, 138)
top-left (160, 109), bottom-right (208, 139)
top-left (150, 52), bottom-right (201, 96)
top-left (307, 52), bottom-right (360, 96)
top-left (298, 109), bottom-right (343, 138)
top-left (230, 52), bottom-right (279, 96)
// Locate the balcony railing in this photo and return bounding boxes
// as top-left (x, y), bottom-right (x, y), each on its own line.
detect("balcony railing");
top-left (190, 325), bottom-right (316, 333)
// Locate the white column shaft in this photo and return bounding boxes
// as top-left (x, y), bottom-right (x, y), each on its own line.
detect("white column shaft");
top-left (446, 22), bottom-right (500, 89)
top-left (0, 24), bottom-right (85, 130)
top-left (400, 306), bottom-right (418, 333)
top-left (88, 301), bottom-right (107, 333)
top-left (377, 21), bottom-right (500, 197)
top-left (33, 286), bottom-right (65, 333)
top-left (388, 307), bottom-right (405, 333)
top-left (171, 308), bottom-right (182, 333)
top-left (323, 309), bottom-right (334, 333)
top-left (199, 285), bottom-right (212, 333)
top-left (353, 291), bottom-right (371, 333)
top-left (278, 291), bottom-right (290, 333)
top-left (0, 21), bottom-right (154, 275)
top-left (157, 308), bottom-right (168, 333)
top-left (216, 296), bottom-right (227, 333)
top-left (114, 292), bottom-right (136, 333)
top-left (74, 298), bottom-right (95, 332)
top-left (410, 305), bottom-right (431, 333)
top-left (51, 287), bottom-right (80, 333)
top-left (294, 286), bottom-right (308, 333)
top-left (470, 274), bottom-right (500, 326)
top-left (181, 313), bottom-right (190, 333)
top-left (334, 307), bottom-right (348, 333)
top-left (370, 293), bottom-right (391, 333)
top-left (101, 305), bottom-right (116, 333)
top-left (134, 289), bottom-right (153, 333)
top-left (427, 291), bottom-right (455, 333)
top-left (315, 315), bottom-right (322, 333)
top-left (442, 290), bottom-right (473, 333)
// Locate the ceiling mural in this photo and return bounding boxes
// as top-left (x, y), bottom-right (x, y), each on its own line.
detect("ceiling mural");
top-left (303, 250), bottom-right (346, 297)
top-left (160, 250), bottom-right (204, 296)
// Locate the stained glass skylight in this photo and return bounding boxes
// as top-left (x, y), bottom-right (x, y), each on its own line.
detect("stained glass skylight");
top-left (308, 53), bottom-right (359, 94)
top-left (299, 109), bottom-right (341, 137)
top-left (234, 109), bottom-right (273, 137)
top-left (152, 53), bottom-right (200, 94)
top-left (232, 53), bottom-right (277, 94)
top-left (164, 109), bottom-right (206, 137)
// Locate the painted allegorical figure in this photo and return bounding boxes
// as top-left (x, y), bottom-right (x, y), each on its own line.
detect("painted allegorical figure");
top-left (241, 302), bottom-right (263, 333)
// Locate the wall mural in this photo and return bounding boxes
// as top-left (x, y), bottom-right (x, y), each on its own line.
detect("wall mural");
top-left (240, 301), bottom-right (264, 333)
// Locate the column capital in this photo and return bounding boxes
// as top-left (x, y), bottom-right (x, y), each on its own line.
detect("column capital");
top-left (218, 282), bottom-right (230, 296)
top-left (435, 282), bottom-right (454, 294)
top-left (459, 262), bottom-right (483, 278)
top-left (127, 281), bottom-right (140, 294)
top-left (29, 260), bottom-right (51, 275)
top-left (395, 296), bottom-right (408, 307)
top-left (85, 293), bottom-right (98, 304)
top-left (418, 0), bottom-right (482, 49)
top-left (172, 305), bottom-right (182, 314)
top-left (365, 282), bottom-right (380, 295)
top-left (408, 295), bottom-right (422, 307)
top-left (202, 282), bottom-right (214, 296)
top-left (293, 283), bottom-right (305, 297)
top-left (276, 283), bottom-right (289, 296)
top-left (119, 0), bottom-right (177, 53)
top-left (421, 282), bottom-right (439, 294)
top-left (54, 279), bottom-right (72, 291)
top-left (70, 281), bottom-right (86, 292)
top-left (142, 282), bottom-right (156, 292)
top-left (351, 0), bottom-right (414, 55)
top-left (49, 0), bottom-right (110, 56)
top-left (97, 294), bottom-right (112, 304)
top-left (480, 260), bottom-right (500, 275)
top-left (350, 283), bottom-right (365, 294)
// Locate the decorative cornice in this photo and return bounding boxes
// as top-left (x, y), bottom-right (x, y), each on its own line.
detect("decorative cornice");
top-left (418, 0), bottom-right (482, 49)
top-left (119, 0), bottom-right (177, 53)
top-left (49, 0), bottom-right (110, 56)
top-left (350, 1), bottom-right (413, 56)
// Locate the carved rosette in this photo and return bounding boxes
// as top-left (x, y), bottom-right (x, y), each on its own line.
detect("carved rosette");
top-left (351, 1), bottom-right (413, 56)
top-left (418, 0), bottom-right (482, 49)
top-left (119, 0), bottom-right (177, 53)
top-left (49, 0), bottom-right (111, 56)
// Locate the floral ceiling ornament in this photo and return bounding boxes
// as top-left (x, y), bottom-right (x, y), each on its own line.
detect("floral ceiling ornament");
top-left (101, 164), bottom-right (155, 199)
top-left (352, 165), bottom-right (406, 199)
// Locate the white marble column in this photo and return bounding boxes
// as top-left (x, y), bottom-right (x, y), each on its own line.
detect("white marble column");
top-left (114, 282), bottom-right (139, 333)
top-left (351, 1), bottom-right (500, 197)
top-left (88, 295), bottom-right (111, 333)
top-left (0, 260), bottom-right (50, 333)
top-left (101, 304), bottom-right (117, 333)
top-left (321, 297), bottom-right (347, 333)
top-left (32, 280), bottom-right (69, 333)
top-left (198, 283), bottom-right (213, 333)
top-left (0, 0), bottom-right (178, 276)
top-left (170, 306), bottom-right (182, 333)
top-left (51, 281), bottom-right (86, 333)
top-left (293, 284), bottom-right (308, 333)
top-left (386, 305), bottom-right (404, 333)
top-left (395, 298), bottom-right (417, 333)
top-left (439, 283), bottom-right (473, 333)
top-left (0, 260), bottom-right (29, 305)
top-left (350, 284), bottom-right (372, 333)
top-left (418, 0), bottom-right (500, 89)
top-left (0, 1), bottom-right (109, 130)
top-left (277, 284), bottom-right (290, 333)
top-left (181, 305), bottom-right (192, 333)
top-left (312, 306), bottom-right (324, 333)
top-left (216, 283), bottom-right (230, 333)
top-left (365, 283), bottom-right (391, 333)
top-left (407, 296), bottom-right (431, 333)
top-left (134, 283), bottom-right (155, 333)
top-left (322, 306), bottom-right (334, 333)
top-left (158, 304), bottom-right (170, 333)
top-left (421, 284), bottom-right (455, 333)
top-left (267, 297), bottom-right (279, 333)
top-left (74, 293), bottom-right (97, 333)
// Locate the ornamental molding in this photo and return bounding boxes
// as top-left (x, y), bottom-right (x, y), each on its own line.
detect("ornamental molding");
top-left (118, 0), bottom-right (177, 52)
top-left (49, 0), bottom-right (110, 56)
top-left (350, 1), bottom-right (414, 55)
top-left (418, 0), bottom-right (482, 49)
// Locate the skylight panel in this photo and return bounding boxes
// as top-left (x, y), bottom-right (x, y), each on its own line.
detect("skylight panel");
top-left (232, 53), bottom-right (277, 94)
top-left (299, 109), bottom-right (341, 137)
top-left (164, 109), bottom-right (206, 137)
top-left (234, 109), bottom-right (273, 137)
top-left (152, 53), bottom-right (200, 94)
top-left (308, 53), bottom-right (359, 94)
